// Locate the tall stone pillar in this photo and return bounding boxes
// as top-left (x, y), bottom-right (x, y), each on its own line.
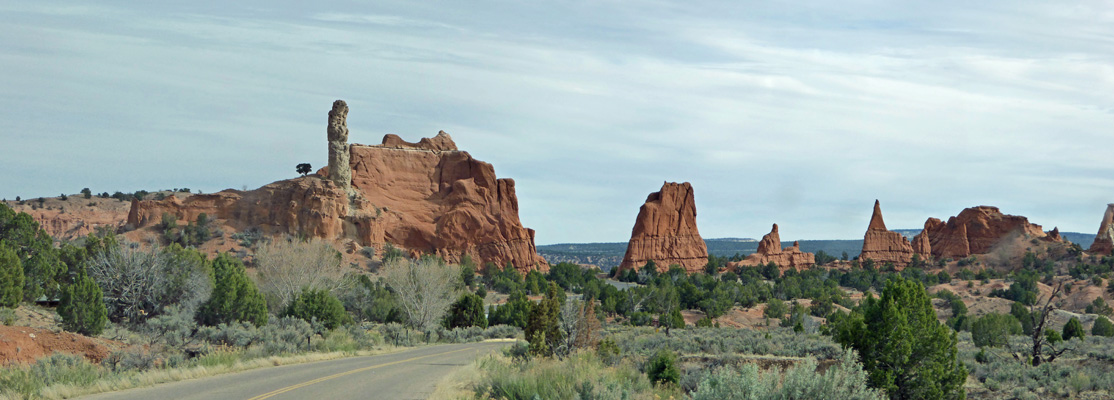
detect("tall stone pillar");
top-left (327, 100), bottom-right (351, 191)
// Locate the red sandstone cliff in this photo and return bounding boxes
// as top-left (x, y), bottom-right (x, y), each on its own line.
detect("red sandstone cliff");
top-left (728, 223), bottom-right (815, 270)
top-left (859, 200), bottom-right (915, 268)
top-left (127, 101), bottom-right (547, 273)
top-left (911, 206), bottom-right (1056, 260)
top-left (618, 182), bottom-right (708, 273)
top-left (1090, 204), bottom-right (1114, 255)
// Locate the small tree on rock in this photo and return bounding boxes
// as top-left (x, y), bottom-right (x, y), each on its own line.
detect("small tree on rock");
top-left (296, 163), bottom-right (312, 176)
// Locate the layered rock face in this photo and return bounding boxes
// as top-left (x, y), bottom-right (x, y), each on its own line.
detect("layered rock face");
top-left (327, 100), bottom-right (352, 192)
top-left (618, 182), bottom-right (708, 273)
top-left (859, 200), bottom-right (916, 268)
top-left (911, 206), bottom-right (1055, 260)
top-left (128, 100), bottom-right (547, 273)
top-left (728, 224), bottom-right (815, 270)
top-left (1090, 204), bottom-right (1114, 255)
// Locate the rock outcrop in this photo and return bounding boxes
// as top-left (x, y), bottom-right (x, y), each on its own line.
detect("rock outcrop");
top-left (618, 182), bottom-right (708, 273)
top-left (1090, 204), bottom-right (1114, 255)
top-left (728, 224), bottom-right (815, 270)
top-left (911, 206), bottom-right (1054, 260)
top-left (327, 100), bottom-right (352, 192)
top-left (860, 200), bottom-right (915, 268)
top-left (128, 100), bottom-right (547, 273)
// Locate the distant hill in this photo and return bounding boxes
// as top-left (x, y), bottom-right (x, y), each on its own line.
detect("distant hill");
top-left (539, 238), bottom-right (863, 271)
top-left (539, 231), bottom-right (1097, 271)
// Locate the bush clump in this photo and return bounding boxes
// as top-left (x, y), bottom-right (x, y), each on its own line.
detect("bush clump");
top-left (690, 349), bottom-right (885, 400)
top-left (58, 272), bottom-right (107, 336)
top-left (283, 288), bottom-right (352, 331)
top-left (196, 254), bottom-right (267, 327)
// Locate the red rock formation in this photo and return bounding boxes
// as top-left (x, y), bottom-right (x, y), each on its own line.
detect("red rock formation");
top-left (728, 224), bottom-right (815, 270)
top-left (860, 200), bottom-right (915, 268)
top-left (912, 206), bottom-right (1053, 260)
top-left (6, 199), bottom-right (129, 240)
top-left (1089, 204), bottom-right (1114, 255)
top-left (911, 220), bottom-right (932, 257)
top-left (618, 182), bottom-right (708, 273)
top-left (1043, 227), bottom-right (1062, 242)
top-left (127, 101), bottom-right (547, 273)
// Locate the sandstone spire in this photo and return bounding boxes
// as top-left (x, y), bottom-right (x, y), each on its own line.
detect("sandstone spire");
top-left (867, 199), bottom-right (887, 231)
top-left (728, 223), bottom-right (815, 270)
top-left (618, 182), bottom-right (708, 273)
top-left (860, 200), bottom-right (914, 268)
top-left (327, 100), bottom-right (352, 191)
top-left (1090, 204), bottom-right (1114, 255)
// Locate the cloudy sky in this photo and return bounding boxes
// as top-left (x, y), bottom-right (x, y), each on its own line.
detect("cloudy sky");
top-left (2, 1), bottom-right (1112, 244)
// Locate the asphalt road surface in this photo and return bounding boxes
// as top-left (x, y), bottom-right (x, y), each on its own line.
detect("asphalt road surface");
top-left (80, 341), bottom-right (509, 400)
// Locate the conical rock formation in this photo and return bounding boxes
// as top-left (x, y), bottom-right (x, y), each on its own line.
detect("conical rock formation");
top-left (860, 200), bottom-right (915, 268)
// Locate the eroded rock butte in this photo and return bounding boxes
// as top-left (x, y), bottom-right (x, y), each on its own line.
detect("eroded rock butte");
top-left (618, 182), bottom-right (708, 273)
top-left (128, 100), bottom-right (547, 273)
top-left (860, 200), bottom-right (915, 268)
top-left (911, 205), bottom-right (1057, 260)
top-left (728, 223), bottom-right (815, 270)
top-left (1089, 204), bottom-right (1114, 256)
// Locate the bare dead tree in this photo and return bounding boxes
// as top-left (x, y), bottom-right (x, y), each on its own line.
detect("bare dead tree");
top-left (381, 256), bottom-right (460, 332)
top-left (87, 243), bottom-right (210, 325)
top-left (1008, 280), bottom-right (1074, 366)
top-left (253, 238), bottom-right (353, 313)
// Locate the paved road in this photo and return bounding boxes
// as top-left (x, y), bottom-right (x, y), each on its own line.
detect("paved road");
top-left (80, 342), bottom-right (508, 400)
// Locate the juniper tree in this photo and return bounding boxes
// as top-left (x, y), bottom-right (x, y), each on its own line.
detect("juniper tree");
top-left (834, 276), bottom-right (967, 400)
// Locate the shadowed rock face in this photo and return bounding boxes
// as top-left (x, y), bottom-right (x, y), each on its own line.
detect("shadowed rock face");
top-left (128, 101), bottom-right (547, 273)
top-left (860, 200), bottom-right (915, 268)
top-left (1090, 204), bottom-right (1114, 255)
top-left (912, 206), bottom-right (1054, 260)
top-left (728, 223), bottom-right (815, 270)
top-left (618, 182), bottom-right (708, 273)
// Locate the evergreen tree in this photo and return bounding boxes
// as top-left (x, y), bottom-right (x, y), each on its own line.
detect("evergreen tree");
top-left (196, 254), bottom-right (267, 327)
top-left (1092, 316), bottom-right (1114, 337)
top-left (525, 282), bottom-right (564, 357)
top-left (284, 288), bottom-right (351, 330)
top-left (58, 271), bottom-right (107, 336)
top-left (834, 276), bottom-right (967, 400)
top-left (0, 204), bottom-right (65, 302)
top-left (1062, 317), bottom-right (1085, 341)
top-left (0, 242), bottom-right (23, 308)
top-left (971, 313), bottom-right (1021, 348)
top-left (445, 293), bottom-right (487, 329)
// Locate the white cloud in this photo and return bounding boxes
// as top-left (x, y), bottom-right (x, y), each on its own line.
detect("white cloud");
top-left (0, 0), bottom-right (1111, 243)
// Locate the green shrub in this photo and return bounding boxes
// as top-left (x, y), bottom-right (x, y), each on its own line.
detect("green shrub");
top-left (971, 312), bottom-right (1022, 348)
top-left (645, 349), bottom-right (679, 385)
top-left (445, 293), bottom-right (487, 329)
top-left (764, 298), bottom-right (788, 319)
top-left (196, 254), bottom-right (267, 327)
top-left (58, 272), bottom-right (107, 336)
top-left (1093, 316), bottom-right (1114, 337)
top-left (1063, 317), bottom-right (1086, 341)
top-left (283, 288), bottom-right (352, 330)
top-left (0, 242), bottom-right (22, 308)
top-left (691, 349), bottom-right (884, 400)
top-left (833, 275), bottom-right (966, 399)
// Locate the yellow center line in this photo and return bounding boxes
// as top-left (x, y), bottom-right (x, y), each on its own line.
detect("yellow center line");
top-left (245, 347), bottom-right (474, 400)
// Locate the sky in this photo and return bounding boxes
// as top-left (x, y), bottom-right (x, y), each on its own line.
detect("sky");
top-left (1, 1), bottom-right (1112, 244)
